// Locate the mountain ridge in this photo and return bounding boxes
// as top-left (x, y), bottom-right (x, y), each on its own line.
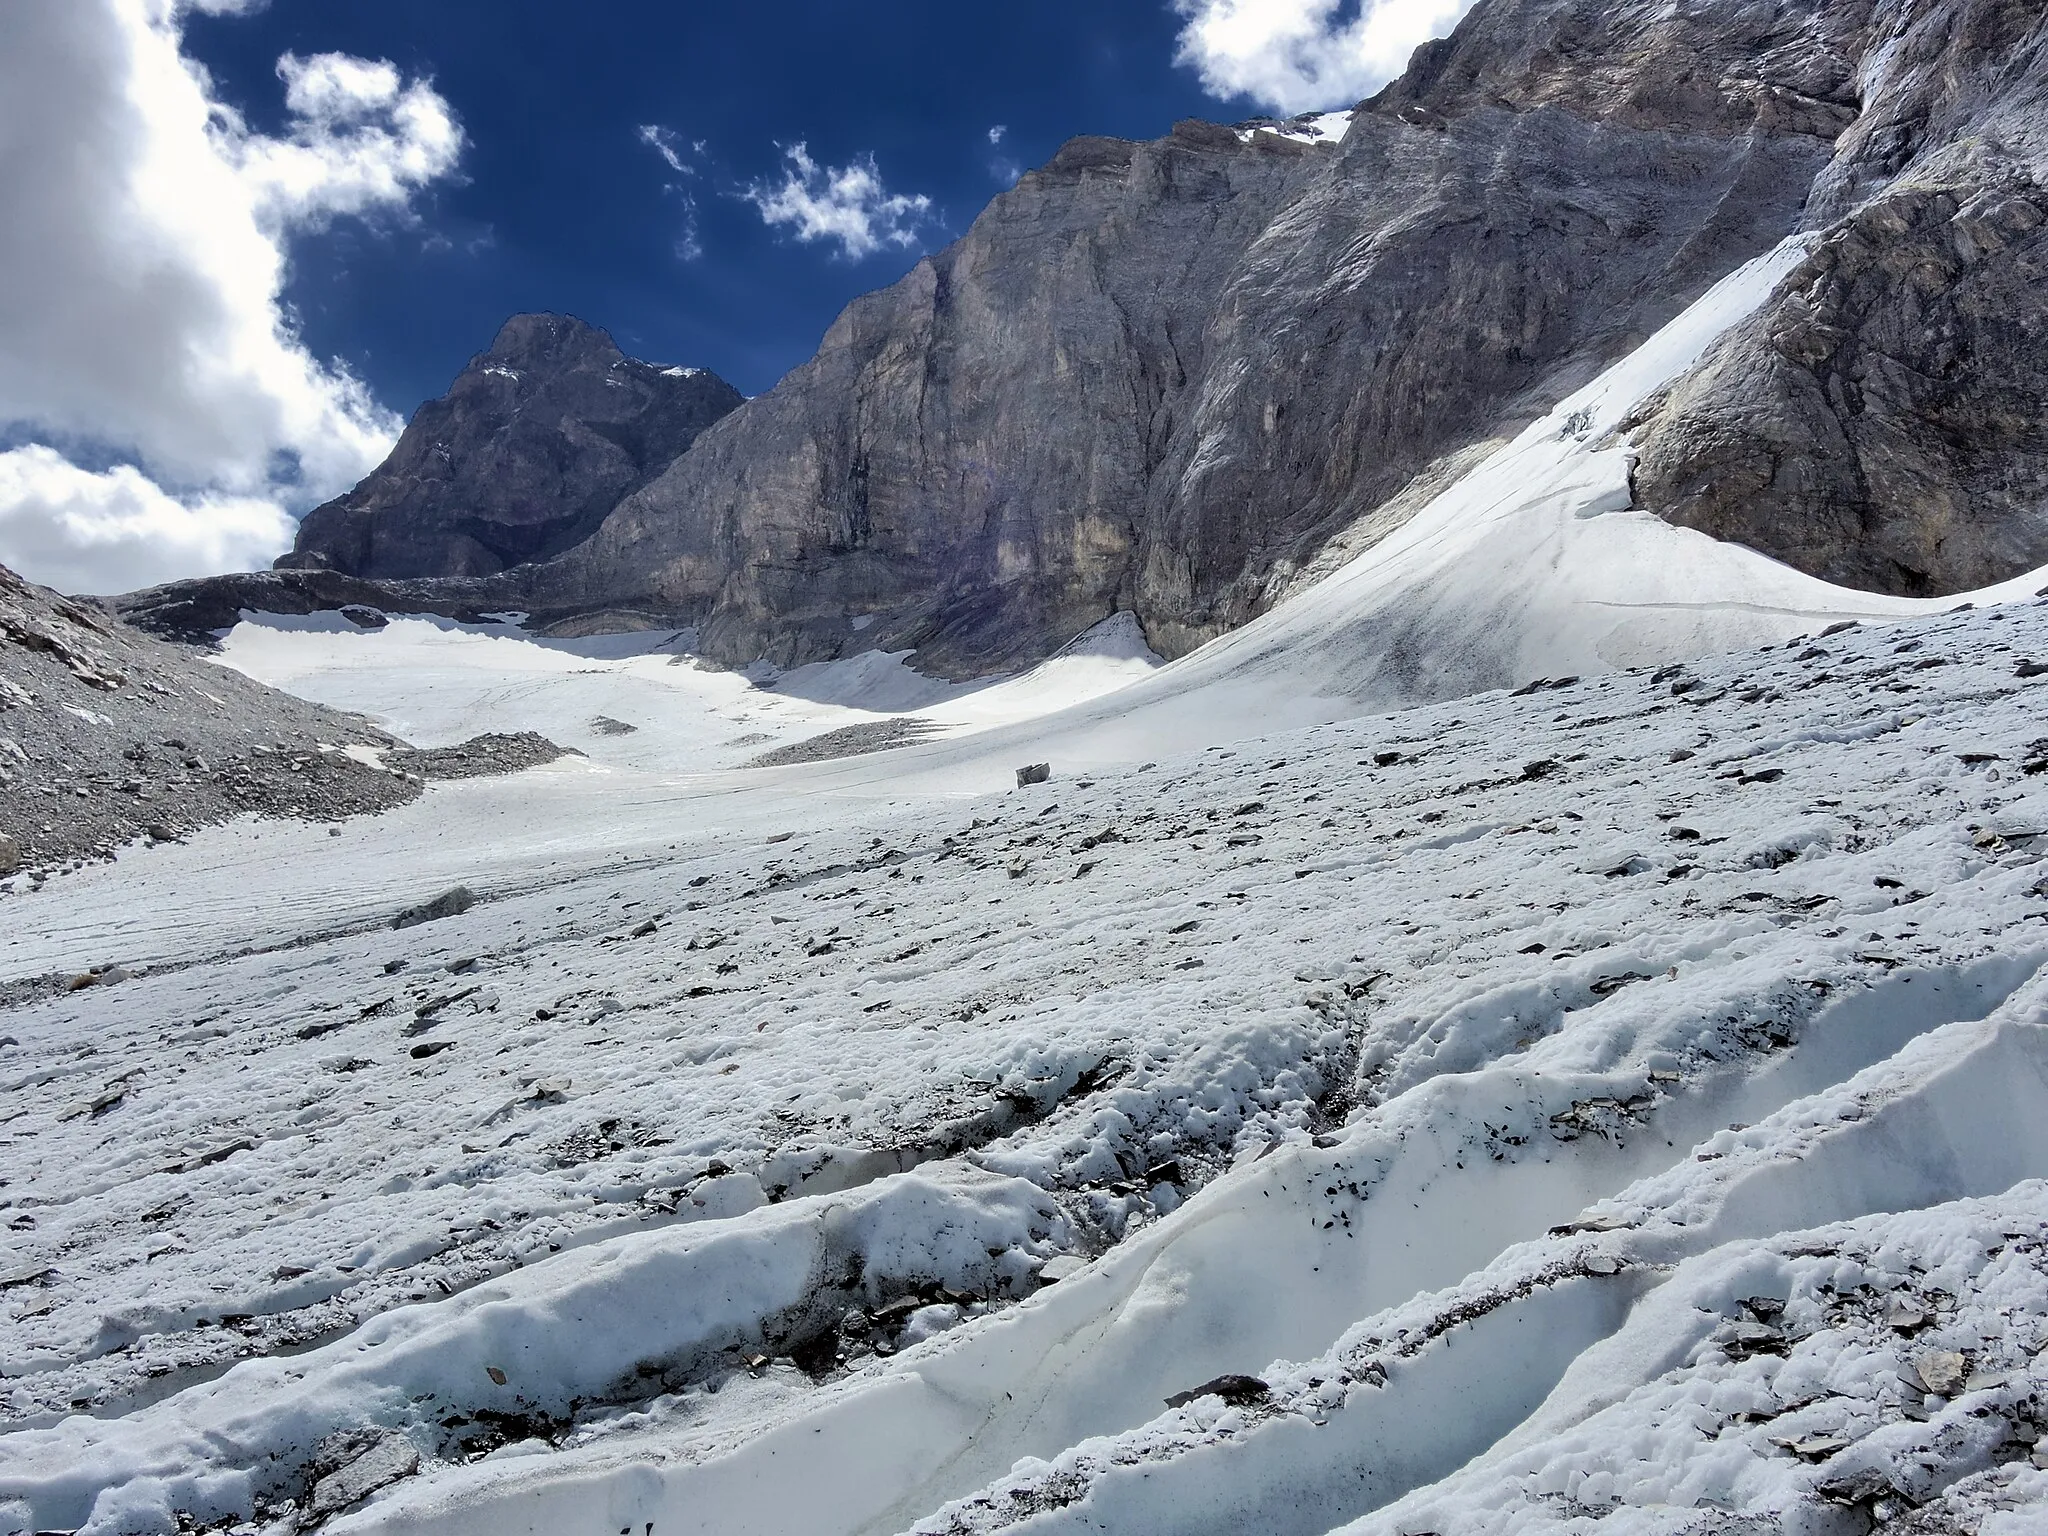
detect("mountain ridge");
top-left (135, 0), bottom-right (2048, 684)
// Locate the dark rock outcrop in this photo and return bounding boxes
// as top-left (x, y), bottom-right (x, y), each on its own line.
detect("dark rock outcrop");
top-left (113, 568), bottom-right (480, 643)
top-left (280, 315), bottom-right (743, 580)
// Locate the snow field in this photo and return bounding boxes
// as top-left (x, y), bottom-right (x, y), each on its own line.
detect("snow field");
top-left (6, 233), bottom-right (2048, 1534)
top-left (3, 590), bottom-right (2045, 1534)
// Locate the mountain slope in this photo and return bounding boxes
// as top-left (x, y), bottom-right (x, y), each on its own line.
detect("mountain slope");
top-left (124, 0), bottom-right (2048, 687)
top-left (281, 315), bottom-right (744, 581)
top-left (0, 562), bottom-right (425, 880)
top-left (502, 0), bottom-right (2048, 676)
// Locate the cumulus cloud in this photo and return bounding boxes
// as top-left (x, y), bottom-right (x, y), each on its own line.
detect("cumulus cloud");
top-left (1173, 0), bottom-right (1479, 114)
top-left (0, 0), bottom-right (463, 593)
top-left (0, 446), bottom-right (297, 597)
top-left (742, 144), bottom-right (934, 261)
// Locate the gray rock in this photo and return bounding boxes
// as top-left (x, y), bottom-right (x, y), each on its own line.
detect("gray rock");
top-left (282, 314), bottom-right (743, 579)
top-left (1634, 175), bottom-right (2048, 596)
top-left (309, 1430), bottom-right (420, 1516)
top-left (1016, 763), bottom-right (1052, 788)
top-left (1912, 1349), bottom-right (1969, 1396)
top-left (392, 887), bottom-right (478, 930)
top-left (0, 833), bottom-right (17, 876)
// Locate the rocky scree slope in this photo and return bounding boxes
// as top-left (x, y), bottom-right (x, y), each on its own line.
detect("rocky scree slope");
top-left (0, 564), bottom-right (422, 883)
top-left (455, 0), bottom-right (2048, 675)
top-left (278, 315), bottom-right (743, 581)
top-left (0, 564), bottom-right (567, 889)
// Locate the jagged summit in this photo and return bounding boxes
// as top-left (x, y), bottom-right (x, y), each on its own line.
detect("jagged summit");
top-left (278, 313), bottom-right (742, 581)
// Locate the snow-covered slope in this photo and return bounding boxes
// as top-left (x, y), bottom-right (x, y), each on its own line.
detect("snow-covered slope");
top-left (5, 241), bottom-right (2048, 1536)
top-left (4, 590), bottom-right (2046, 1534)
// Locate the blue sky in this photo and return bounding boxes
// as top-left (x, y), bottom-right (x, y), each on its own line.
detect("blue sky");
top-left (181, 1), bottom-right (1237, 407)
top-left (0, 0), bottom-right (1471, 592)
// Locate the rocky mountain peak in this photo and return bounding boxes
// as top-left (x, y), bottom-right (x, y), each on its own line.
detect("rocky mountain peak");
top-left (278, 314), bottom-right (742, 581)
top-left (482, 311), bottom-right (619, 367)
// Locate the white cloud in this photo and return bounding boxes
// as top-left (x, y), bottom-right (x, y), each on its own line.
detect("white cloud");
top-left (742, 144), bottom-right (933, 261)
top-left (0, 0), bottom-right (463, 593)
top-left (638, 124), bottom-right (704, 260)
top-left (234, 52), bottom-right (463, 229)
top-left (638, 123), bottom-right (697, 177)
top-left (1172, 0), bottom-right (1479, 115)
top-left (989, 124), bottom-right (1007, 144)
top-left (0, 446), bottom-right (295, 597)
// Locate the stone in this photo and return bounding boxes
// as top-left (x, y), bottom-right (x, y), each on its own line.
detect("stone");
top-left (1037, 1255), bottom-right (1087, 1284)
top-left (1164, 1373), bottom-right (1270, 1409)
top-left (0, 833), bottom-right (18, 876)
top-left (1912, 1349), bottom-right (1969, 1395)
top-left (392, 886), bottom-right (477, 930)
top-left (308, 1431), bottom-right (420, 1517)
top-left (1016, 763), bottom-right (1052, 788)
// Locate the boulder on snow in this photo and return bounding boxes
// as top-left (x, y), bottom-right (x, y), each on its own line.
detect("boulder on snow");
top-left (1164, 1373), bottom-right (1270, 1408)
top-left (308, 1430), bottom-right (420, 1516)
top-left (1016, 763), bottom-right (1051, 787)
top-left (0, 833), bottom-right (18, 876)
top-left (392, 886), bottom-right (477, 929)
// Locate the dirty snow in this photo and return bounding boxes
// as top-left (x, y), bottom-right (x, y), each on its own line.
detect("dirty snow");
top-left (4, 239), bottom-right (2048, 1536)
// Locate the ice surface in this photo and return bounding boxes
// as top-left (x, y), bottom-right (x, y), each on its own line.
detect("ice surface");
top-left (5, 238), bottom-right (2048, 1536)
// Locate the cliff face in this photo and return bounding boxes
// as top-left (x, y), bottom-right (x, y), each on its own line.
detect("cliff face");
top-left (529, 0), bottom-right (2046, 676)
top-left (280, 315), bottom-right (743, 581)
top-left (1627, 0), bottom-right (2048, 595)
top-left (548, 65), bottom-right (1843, 674)
top-left (211, 0), bottom-right (2048, 676)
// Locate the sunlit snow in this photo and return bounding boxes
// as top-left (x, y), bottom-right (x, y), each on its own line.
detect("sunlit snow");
top-left (4, 242), bottom-right (2048, 1536)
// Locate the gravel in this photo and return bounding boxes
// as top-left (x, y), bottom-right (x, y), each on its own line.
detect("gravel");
top-left (746, 717), bottom-right (942, 768)
top-left (0, 564), bottom-right (562, 885)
